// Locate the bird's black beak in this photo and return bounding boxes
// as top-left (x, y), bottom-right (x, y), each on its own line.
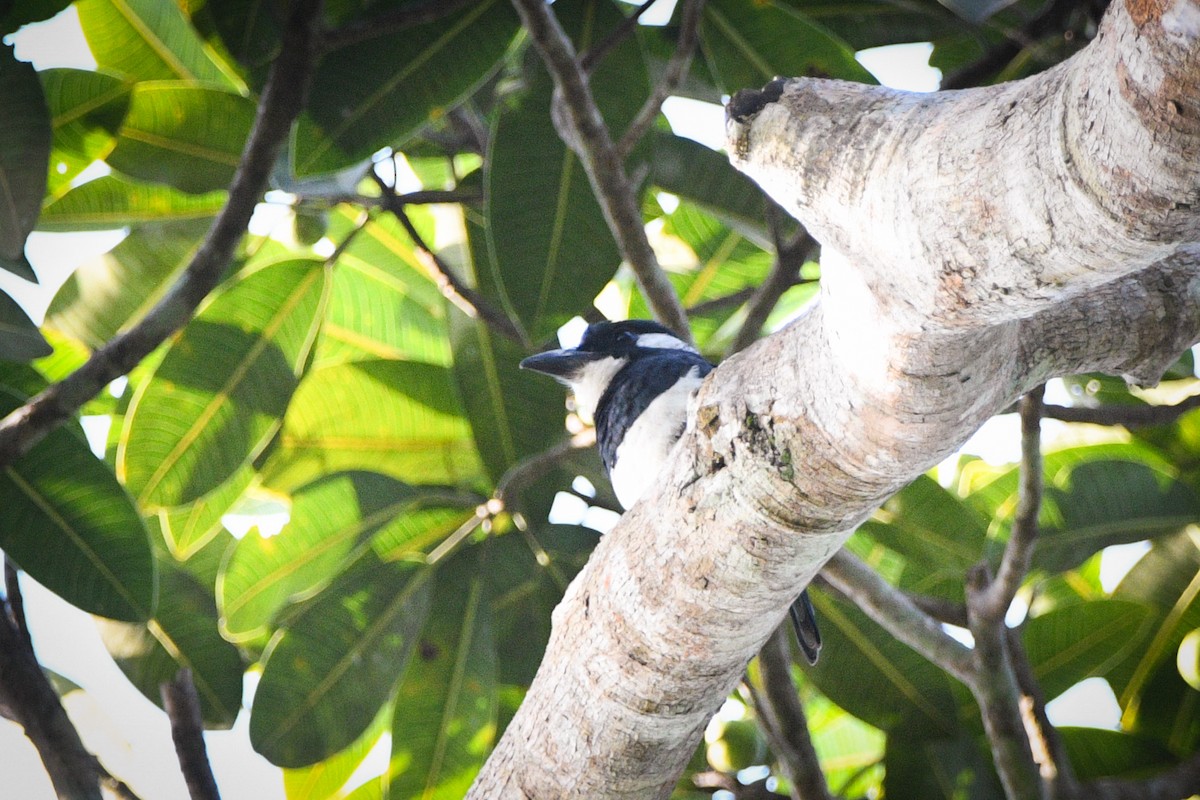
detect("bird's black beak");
top-left (519, 348), bottom-right (603, 379)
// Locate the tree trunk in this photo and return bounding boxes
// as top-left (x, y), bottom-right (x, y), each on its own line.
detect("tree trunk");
top-left (469, 0), bottom-right (1200, 796)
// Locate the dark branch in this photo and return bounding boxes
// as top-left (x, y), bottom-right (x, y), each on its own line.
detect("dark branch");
top-left (751, 628), bottom-right (834, 800)
top-left (1087, 747), bottom-right (1200, 799)
top-left (579, 0), bottom-right (661, 73)
top-left (0, 0), bottom-right (324, 470)
top-left (975, 386), bottom-right (1044, 622)
top-left (730, 205), bottom-right (817, 354)
top-left (370, 170), bottom-right (525, 344)
top-left (320, 0), bottom-right (480, 52)
top-left (162, 670), bottom-right (221, 800)
top-left (510, 0), bottom-right (693, 340)
top-left (616, 0), bottom-right (706, 158)
top-left (1039, 393), bottom-right (1200, 428)
top-left (1007, 629), bottom-right (1080, 799)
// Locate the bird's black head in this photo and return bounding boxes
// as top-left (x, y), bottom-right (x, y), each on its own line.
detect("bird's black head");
top-left (518, 319), bottom-right (692, 380)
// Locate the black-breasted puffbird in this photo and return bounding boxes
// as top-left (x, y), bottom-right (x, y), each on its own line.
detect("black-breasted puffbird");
top-left (520, 319), bottom-right (822, 665)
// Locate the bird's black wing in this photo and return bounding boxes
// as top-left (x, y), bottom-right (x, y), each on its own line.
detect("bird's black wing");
top-left (594, 352), bottom-right (713, 476)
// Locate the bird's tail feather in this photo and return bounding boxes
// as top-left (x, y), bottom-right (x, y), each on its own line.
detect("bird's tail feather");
top-left (789, 589), bottom-right (822, 665)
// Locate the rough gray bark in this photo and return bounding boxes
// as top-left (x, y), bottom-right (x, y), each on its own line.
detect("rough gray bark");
top-left (468, 0), bottom-right (1200, 796)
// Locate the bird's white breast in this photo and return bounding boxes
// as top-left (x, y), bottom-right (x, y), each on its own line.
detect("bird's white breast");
top-left (610, 366), bottom-right (705, 509)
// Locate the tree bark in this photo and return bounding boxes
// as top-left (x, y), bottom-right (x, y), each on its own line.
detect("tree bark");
top-left (468, 0), bottom-right (1200, 796)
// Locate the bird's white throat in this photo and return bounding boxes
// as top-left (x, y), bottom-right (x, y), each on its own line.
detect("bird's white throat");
top-left (568, 356), bottom-right (626, 424)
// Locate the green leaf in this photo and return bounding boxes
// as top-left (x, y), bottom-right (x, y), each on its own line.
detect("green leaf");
top-left (700, 0), bottom-right (875, 94)
top-left (156, 464), bottom-right (253, 559)
top-left (106, 82), bottom-right (256, 193)
top-left (46, 219), bottom-right (212, 349)
top-left (1110, 530), bottom-right (1200, 717)
top-left (76, 0), bottom-right (242, 88)
top-left (259, 360), bottom-right (484, 492)
top-left (650, 132), bottom-right (770, 244)
top-left (0, 290), bottom-right (52, 360)
top-left (0, 44), bottom-right (50, 269)
top-left (772, 0), bottom-right (964, 51)
top-left (118, 258), bottom-right (329, 507)
top-left (1034, 459), bottom-right (1200, 574)
top-left (1023, 600), bottom-right (1153, 700)
top-left (97, 558), bottom-right (245, 726)
top-left (803, 693), bottom-right (886, 796)
top-left (40, 174), bottom-right (225, 231)
top-left (40, 68), bottom-right (132, 198)
top-left (250, 556), bottom-right (434, 768)
top-left (387, 550), bottom-right (496, 799)
top-left (483, 0), bottom-right (648, 340)
top-left (450, 310), bottom-right (565, 483)
top-left (283, 703), bottom-right (392, 800)
top-left (315, 207), bottom-right (451, 368)
top-left (1058, 727), bottom-right (1175, 781)
top-left (219, 472), bottom-right (458, 643)
top-left (806, 589), bottom-right (961, 737)
top-left (294, 0), bottom-right (519, 175)
top-left (0, 364), bottom-right (155, 621)
top-left (883, 736), bottom-right (1004, 800)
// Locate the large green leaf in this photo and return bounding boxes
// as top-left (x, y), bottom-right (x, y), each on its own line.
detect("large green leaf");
top-left (806, 589), bottom-right (962, 737)
top-left (283, 703), bottom-right (392, 800)
top-left (802, 692), bottom-right (886, 796)
top-left (250, 556), bottom-right (434, 768)
top-left (1023, 600), bottom-right (1153, 701)
top-left (0, 44), bottom-right (50, 278)
top-left (1110, 530), bottom-right (1200, 719)
top-left (883, 735), bottom-right (1004, 800)
top-left (45, 219), bottom-right (212, 349)
top-left (0, 290), bottom-right (51, 360)
top-left (774, 0), bottom-right (965, 51)
top-left (259, 360), bottom-right (484, 492)
top-left (39, 68), bottom-right (132, 198)
top-left (76, 0), bottom-right (242, 87)
top-left (97, 558), bottom-right (245, 726)
top-left (387, 550), bottom-right (496, 799)
top-left (39, 174), bottom-right (225, 230)
top-left (106, 82), bottom-right (256, 193)
top-left (156, 464), bottom-right (253, 560)
top-left (1058, 727), bottom-right (1175, 781)
top-left (118, 258), bottom-right (329, 508)
top-left (219, 471), bottom-right (464, 642)
top-left (450, 310), bottom-right (565, 484)
top-left (649, 132), bottom-right (770, 244)
top-left (700, 0), bottom-right (875, 93)
top-left (483, 0), bottom-right (648, 341)
top-left (294, 0), bottom-right (519, 175)
top-left (0, 365), bottom-right (155, 621)
top-left (1034, 459), bottom-right (1199, 574)
top-left (315, 207), bottom-right (451, 368)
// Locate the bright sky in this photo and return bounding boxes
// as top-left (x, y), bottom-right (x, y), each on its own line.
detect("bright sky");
top-left (1, 6), bottom-right (1137, 800)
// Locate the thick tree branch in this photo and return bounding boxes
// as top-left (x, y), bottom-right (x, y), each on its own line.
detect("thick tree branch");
top-left (0, 0), bottom-right (323, 469)
top-left (472, 2), bottom-right (1200, 795)
top-left (616, 0), bottom-right (706, 159)
top-left (162, 670), bottom-right (221, 800)
top-left (750, 629), bottom-right (834, 800)
top-left (370, 170), bottom-right (525, 344)
top-left (509, 0), bottom-right (692, 340)
top-left (1007, 629), bottom-right (1080, 799)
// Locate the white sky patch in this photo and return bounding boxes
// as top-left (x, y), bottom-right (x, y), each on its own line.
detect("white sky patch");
top-left (857, 43), bottom-right (941, 92)
top-left (6, 6), bottom-right (96, 70)
top-left (557, 316), bottom-right (589, 348)
top-left (1100, 541), bottom-right (1151, 592)
top-left (1046, 677), bottom-right (1122, 729)
top-left (662, 96), bottom-right (727, 150)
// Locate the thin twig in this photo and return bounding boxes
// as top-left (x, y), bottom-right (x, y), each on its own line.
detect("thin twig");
top-left (976, 386), bottom-right (1044, 623)
top-left (4, 558), bottom-right (31, 650)
top-left (1007, 629), bottom-right (1080, 799)
top-left (1087, 746), bottom-right (1200, 799)
top-left (320, 0), bottom-right (480, 52)
top-left (687, 287), bottom-right (756, 316)
top-left (821, 551), bottom-right (974, 683)
top-left (510, 0), bottom-right (693, 341)
top-left (616, 0), bottom-right (706, 159)
top-left (579, 0), bottom-right (662, 73)
top-left (495, 430), bottom-right (595, 506)
top-left (162, 669), bottom-right (222, 800)
top-left (0, 0), bottom-right (324, 469)
top-left (1039, 393), bottom-right (1200, 428)
top-left (371, 170), bottom-right (525, 344)
top-left (751, 627), bottom-right (834, 800)
top-left (730, 206), bottom-right (817, 354)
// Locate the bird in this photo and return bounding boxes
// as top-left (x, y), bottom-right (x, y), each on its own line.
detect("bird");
top-left (520, 319), bottom-right (822, 665)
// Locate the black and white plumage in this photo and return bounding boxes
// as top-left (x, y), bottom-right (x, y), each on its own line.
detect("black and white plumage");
top-left (520, 319), bottom-right (822, 665)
